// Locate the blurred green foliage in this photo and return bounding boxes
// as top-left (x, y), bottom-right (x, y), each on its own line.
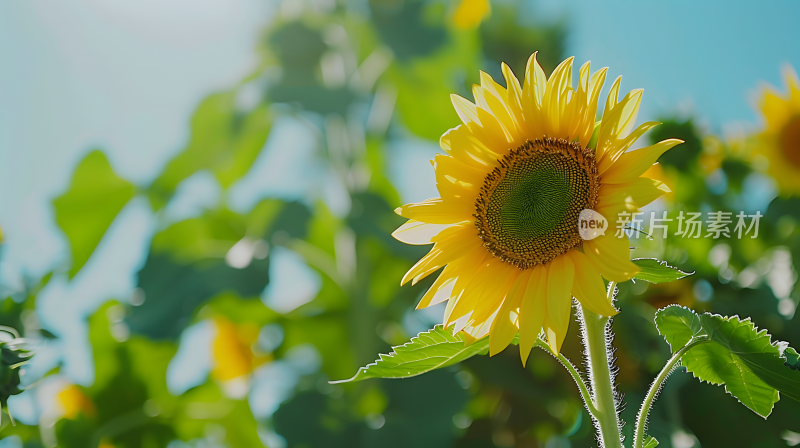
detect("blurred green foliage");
top-left (53, 151), bottom-right (136, 278)
top-left (149, 94), bottom-right (274, 209)
top-left (2, 0), bottom-right (799, 447)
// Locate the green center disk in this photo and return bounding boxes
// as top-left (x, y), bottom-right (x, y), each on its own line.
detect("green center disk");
top-left (486, 152), bottom-right (588, 250)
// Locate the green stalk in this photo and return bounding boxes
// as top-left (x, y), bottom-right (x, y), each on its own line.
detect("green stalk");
top-left (578, 282), bottom-right (623, 448)
top-left (535, 338), bottom-right (599, 416)
top-left (632, 337), bottom-right (709, 448)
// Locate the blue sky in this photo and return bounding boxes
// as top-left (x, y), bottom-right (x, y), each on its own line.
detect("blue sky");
top-left (537, 0), bottom-right (800, 130)
top-left (1, 0), bottom-right (799, 391)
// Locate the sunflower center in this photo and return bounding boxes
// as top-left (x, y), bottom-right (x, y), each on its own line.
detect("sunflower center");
top-left (779, 115), bottom-right (800, 167)
top-left (475, 138), bottom-right (599, 269)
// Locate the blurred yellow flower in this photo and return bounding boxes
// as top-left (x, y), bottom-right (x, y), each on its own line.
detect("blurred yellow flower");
top-left (453, 0), bottom-right (491, 29)
top-left (755, 65), bottom-right (800, 195)
top-left (393, 53), bottom-right (680, 364)
top-left (211, 317), bottom-right (268, 383)
top-left (56, 384), bottom-right (94, 420)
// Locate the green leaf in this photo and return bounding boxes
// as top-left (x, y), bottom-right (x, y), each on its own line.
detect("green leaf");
top-left (632, 258), bottom-right (693, 284)
top-left (643, 435), bottom-right (659, 448)
top-left (53, 150), bottom-right (136, 278)
top-left (785, 347), bottom-right (800, 369)
top-left (148, 94), bottom-right (272, 209)
top-left (332, 325), bottom-right (506, 383)
top-left (653, 305), bottom-right (704, 350)
top-left (737, 352), bottom-right (800, 403)
top-left (655, 305), bottom-right (800, 418)
top-left (682, 339), bottom-right (779, 417)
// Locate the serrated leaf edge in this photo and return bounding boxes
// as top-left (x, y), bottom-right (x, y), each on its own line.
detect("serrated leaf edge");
top-left (653, 304), bottom-right (705, 352)
top-left (632, 258), bottom-right (694, 283)
top-left (330, 325), bottom-right (481, 383)
top-left (656, 305), bottom-right (787, 418)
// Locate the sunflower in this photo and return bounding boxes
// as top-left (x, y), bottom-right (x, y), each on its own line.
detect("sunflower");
top-left (392, 53), bottom-right (682, 364)
top-left (56, 384), bottom-right (95, 420)
top-left (755, 65), bottom-right (800, 195)
top-left (211, 316), bottom-right (269, 385)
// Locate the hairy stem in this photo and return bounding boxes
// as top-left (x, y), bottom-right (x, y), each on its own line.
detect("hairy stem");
top-left (535, 338), bottom-right (599, 416)
top-left (579, 282), bottom-right (623, 448)
top-left (558, 352), bottom-right (600, 417)
top-left (632, 337), bottom-right (710, 448)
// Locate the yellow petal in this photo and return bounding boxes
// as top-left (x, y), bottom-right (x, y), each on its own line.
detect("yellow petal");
top-left (568, 250), bottom-right (617, 316)
top-left (595, 188), bottom-right (646, 218)
top-left (596, 90), bottom-right (646, 161)
top-left (519, 265), bottom-right (547, 366)
top-left (392, 220), bottom-right (452, 245)
top-left (489, 269), bottom-right (532, 356)
top-left (479, 70), bottom-right (508, 101)
top-left (501, 62), bottom-right (526, 132)
top-left (473, 82), bottom-right (518, 142)
top-left (402, 225), bottom-right (481, 285)
top-left (458, 261), bottom-right (518, 324)
top-left (601, 139), bottom-right (683, 184)
top-left (615, 90), bottom-right (643, 136)
top-left (546, 255), bottom-right (574, 354)
top-left (461, 300), bottom-right (504, 345)
top-left (429, 222), bottom-right (472, 242)
top-left (440, 126), bottom-right (498, 168)
top-left (395, 198), bottom-right (472, 224)
top-left (761, 87), bottom-right (794, 129)
top-left (472, 107), bottom-right (514, 149)
top-left (436, 168), bottom-right (478, 201)
top-left (451, 94), bottom-right (481, 126)
top-left (602, 76), bottom-right (623, 118)
top-left (597, 121), bottom-right (660, 174)
top-left (416, 269), bottom-right (457, 309)
top-left (598, 177), bottom-right (671, 211)
top-left (579, 67), bottom-right (608, 148)
top-left (522, 52), bottom-right (547, 138)
top-left (445, 258), bottom-right (512, 326)
top-left (462, 318), bottom-right (494, 345)
top-left (443, 285), bottom-right (464, 326)
top-left (542, 57), bottom-right (575, 138)
top-left (583, 233), bottom-right (640, 282)
top-left (597, 81), bottom-right (641, 148)
top-left (448, 246), bottom-right (491, 297)
top-left (434, 154), bottom-right (486, 187)
top-left (785, 65), bottom-right (800, 100)
top-left (565, 61), bottom-right (591, 141)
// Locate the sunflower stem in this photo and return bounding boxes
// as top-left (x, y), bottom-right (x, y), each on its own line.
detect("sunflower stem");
top-left (632, 337), bottom-right (709, 448)
top-left (557, 352), bottom-right (599, 416)
top-left (535, 338), bottom-right (598, 415)
top-left (579, 282), bottom-right (623, 448)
